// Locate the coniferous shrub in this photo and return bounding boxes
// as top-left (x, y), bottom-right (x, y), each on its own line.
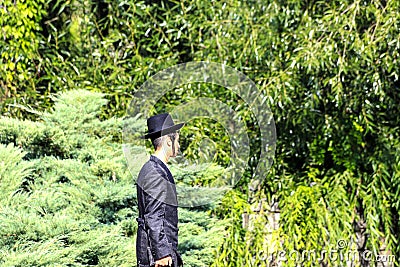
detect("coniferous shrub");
top-left (0, 90), bottom-right (226, 266)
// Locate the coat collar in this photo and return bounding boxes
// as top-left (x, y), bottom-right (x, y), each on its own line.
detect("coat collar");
top-left (150, 155), bottom-right (175, 184)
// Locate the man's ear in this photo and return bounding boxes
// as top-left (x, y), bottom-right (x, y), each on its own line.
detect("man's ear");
top-left (166, 137), bottom-right (172, 147)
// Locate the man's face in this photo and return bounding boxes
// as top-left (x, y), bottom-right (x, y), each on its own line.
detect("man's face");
top-left (160, 133), bottom-right (180, 158)
top-left (171, 133), bottom-right (180, 158)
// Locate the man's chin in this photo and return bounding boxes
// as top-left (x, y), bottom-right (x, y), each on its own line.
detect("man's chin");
top-left (171, 151), bottom-right (181, 158)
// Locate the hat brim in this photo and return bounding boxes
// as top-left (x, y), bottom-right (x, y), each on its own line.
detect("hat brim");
top-left (141, 123), bottom-right (184, 139)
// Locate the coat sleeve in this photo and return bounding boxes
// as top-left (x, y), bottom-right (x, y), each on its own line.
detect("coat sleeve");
top-left (140, 166), bottom-right (173, 261)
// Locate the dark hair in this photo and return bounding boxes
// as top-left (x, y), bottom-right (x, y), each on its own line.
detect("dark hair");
top-left (151, 132), bottom-right (178, 150)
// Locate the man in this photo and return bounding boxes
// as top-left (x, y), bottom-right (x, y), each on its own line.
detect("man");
top-left (136, 113), bottom-right (184, 267)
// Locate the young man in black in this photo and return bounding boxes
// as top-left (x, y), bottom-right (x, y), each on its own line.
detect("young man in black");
top-left (136, 113), bottom-right (184, 267)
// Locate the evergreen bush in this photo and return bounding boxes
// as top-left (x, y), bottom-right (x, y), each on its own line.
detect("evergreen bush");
top-left (0, 90), bottom-right (226, 266)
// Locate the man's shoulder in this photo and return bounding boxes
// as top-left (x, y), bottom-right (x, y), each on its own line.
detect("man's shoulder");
top-left (137, 158), bottom-right (172, 194)
top-left (138, 160), bottom-right (155, 176)
top-left (139, 159), bottom-right (154, 171)
top-left (138, 158), bottom-right (166, 180)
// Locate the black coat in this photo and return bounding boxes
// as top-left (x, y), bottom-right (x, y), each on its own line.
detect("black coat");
top-left (136, 155), bottom-right (182, 267)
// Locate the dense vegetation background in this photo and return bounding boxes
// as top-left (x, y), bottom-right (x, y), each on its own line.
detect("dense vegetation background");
top-left (1, 0), bottom-right (399, 266)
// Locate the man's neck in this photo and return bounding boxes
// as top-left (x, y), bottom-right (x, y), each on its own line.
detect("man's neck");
top-left (153, 150), bottom-right (169, 164)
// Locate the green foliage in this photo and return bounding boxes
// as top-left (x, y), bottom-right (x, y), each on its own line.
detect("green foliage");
top-left (0, 144), bottom-right (33, 200)
top-left (178, 209), bottom-right (227, 267)
top-left (265, 1), bottom-right (400, 265)
top-left (0, 0), bottom-right (47, 108)
top-left (211, 190), bottom-right (251, 267)
top-left (279, 175), bottom-right (355, 266)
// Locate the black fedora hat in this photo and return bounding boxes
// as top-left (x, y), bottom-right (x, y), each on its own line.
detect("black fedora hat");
top-left (142, 113), bottom-right (184, 139)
